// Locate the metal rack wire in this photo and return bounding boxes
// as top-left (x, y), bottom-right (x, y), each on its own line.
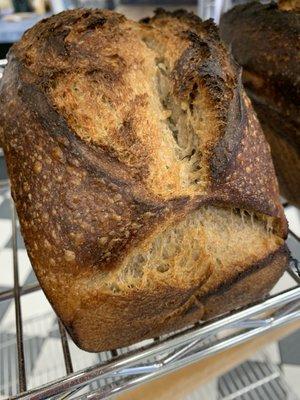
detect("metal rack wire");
top-left (0, 57), bottom-right (300, 399)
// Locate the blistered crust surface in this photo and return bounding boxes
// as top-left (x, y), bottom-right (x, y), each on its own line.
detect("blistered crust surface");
top-left (4, 8), bottom-right (284, 218)
top-left (0, 8), bottom-right (288, 350)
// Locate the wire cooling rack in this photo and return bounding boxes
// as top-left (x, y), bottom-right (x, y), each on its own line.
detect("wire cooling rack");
top-left (0, 58), bottom-right (300, 399)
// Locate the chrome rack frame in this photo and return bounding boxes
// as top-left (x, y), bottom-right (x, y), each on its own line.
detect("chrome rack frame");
top-left (0, 58), bottom-right (300, 399)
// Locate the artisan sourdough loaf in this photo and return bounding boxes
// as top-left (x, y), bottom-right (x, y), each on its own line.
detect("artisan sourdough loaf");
top-left (0, 9), bottom-right (288, 351)
top-left (220, 1), bottom-right (300, 207)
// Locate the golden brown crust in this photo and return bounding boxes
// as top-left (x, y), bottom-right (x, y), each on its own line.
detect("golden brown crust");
top-left (0, 8), bottom-right (288, 351)
top-left (220, 2), bottom-right (300, 206)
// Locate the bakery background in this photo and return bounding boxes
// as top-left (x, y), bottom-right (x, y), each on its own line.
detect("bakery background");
top-left (0, 0), bottom-right (299, 399)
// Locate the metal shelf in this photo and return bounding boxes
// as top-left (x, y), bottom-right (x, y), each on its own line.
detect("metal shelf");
top-left (0, 56), bottom-right (299, 399)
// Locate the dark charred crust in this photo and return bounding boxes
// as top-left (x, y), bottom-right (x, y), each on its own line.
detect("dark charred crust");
top-left (86, 16), bottom-right (106, 30)
top-left (201, 18), bottom-right (220, 40)
top-left (172, 30), bottom-right (232, 101)
top-left (49, 29), bottom-right (70, 56)
top-left (220, 1), bottom-right (300, 126)
top-left (249, 94), bottom-right (300, 151)
top-left (210, 79), bottom-right (245, 182)
top-left (153, 8), bottom-right (203, 25)
top-left (173, 24), bottom-right (268, 209)
top-left (10, 8), bottom-right (126, 66)
top-left (85, 65), bottom-right (125, 85)
top-left (249, 98), bottom-right (300, 207)
top-left (172, 23), bottom-right (240, 176)
top-left (19, 81), bottom-right (72, 141)
top-left (242, 69), bottom-right (300, 126)
top-left (140, 16), bottom-right (151, 24)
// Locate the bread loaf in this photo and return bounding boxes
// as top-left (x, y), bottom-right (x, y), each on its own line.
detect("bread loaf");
top-left (0, 9), bottom-right (288, 351)
top-left (220, 1), bottom-right (300, 207)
